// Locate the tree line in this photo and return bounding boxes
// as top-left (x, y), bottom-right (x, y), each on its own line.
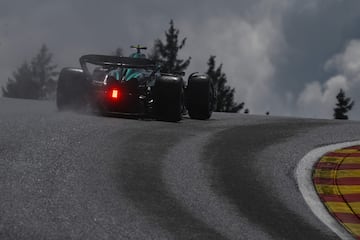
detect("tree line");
top-left (1, 20), bottom-right (355, 118)
top-left (2, 44), bottom-right (57, 100)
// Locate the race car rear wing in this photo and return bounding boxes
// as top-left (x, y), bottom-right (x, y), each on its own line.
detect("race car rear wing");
top-left (79, 54), bottom-right (157, 77)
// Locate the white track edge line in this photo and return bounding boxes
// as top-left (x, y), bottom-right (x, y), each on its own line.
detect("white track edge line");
top-left (295, 140), bottom-right (360, 240)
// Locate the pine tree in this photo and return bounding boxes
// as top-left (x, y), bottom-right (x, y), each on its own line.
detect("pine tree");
top-left (150, 20), bottom-right (191, 73)
top-left (2, 61), bottom-right (40, 99)
top-left (113, 47), bottom-right (123, 56)
top-left (2, 44), bottom-right (58, 100)
top-left (333, 89), bottom-right (354, 120)
top-left (31, 44), bottom-right (58, 99)
top-left (206, 56), bottom-right (244, 113)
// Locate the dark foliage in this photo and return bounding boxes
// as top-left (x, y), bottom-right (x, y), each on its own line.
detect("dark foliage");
top-left (149, 20), bottom-right (191, 73)
top-left (333, 88), bottom-right (354, 120)
top-left (2, 44), bottom-right (58, 99)
top-left (2, 61), bottom-right (39, 99)
top-left (206, 56), bottom-right (244, 113)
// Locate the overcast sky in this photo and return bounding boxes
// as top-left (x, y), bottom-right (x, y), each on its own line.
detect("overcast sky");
top-left (1, 0), bottom-right (360, 119)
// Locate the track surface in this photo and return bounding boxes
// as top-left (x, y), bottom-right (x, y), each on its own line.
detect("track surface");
top-left (1, 97), bottom-right (360, 239)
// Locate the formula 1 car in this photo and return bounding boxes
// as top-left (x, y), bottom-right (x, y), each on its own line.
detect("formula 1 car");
top-left (56, 45), bottom-right (215, 122)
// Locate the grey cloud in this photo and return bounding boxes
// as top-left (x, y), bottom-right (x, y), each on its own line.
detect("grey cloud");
top-left (1, 0), bottom-right (360, 118)
top-left (297, 40), bottom-right (360, 119)
top-left (275, 0), bottom-right (360, 94)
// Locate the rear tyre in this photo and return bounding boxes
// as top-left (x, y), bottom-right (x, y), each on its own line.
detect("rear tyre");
top-left (154, 76), bottom-right (184, 122)
top-left (56, 68), bottom-right (90, 111)
top-left (186, 74), bottom-right (214, 120)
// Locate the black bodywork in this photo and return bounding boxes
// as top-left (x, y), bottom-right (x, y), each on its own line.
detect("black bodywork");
top-left (56, 53), bottom-right (214, 122)
top-left (81, 54), bottom-right (159, 115)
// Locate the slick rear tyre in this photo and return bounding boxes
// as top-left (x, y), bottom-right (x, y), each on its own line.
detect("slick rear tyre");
top-left (154, 76), bottom-right (184, 122)
top-left (56, 68), bottom-right (89, 111)
top-left (186, 74), bottom-right (214, 120)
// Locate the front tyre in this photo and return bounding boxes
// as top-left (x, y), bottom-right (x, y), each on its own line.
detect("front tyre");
top-left (186, 74), bottom-right (214, 120)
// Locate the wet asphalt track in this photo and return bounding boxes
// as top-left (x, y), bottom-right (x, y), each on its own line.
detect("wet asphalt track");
top-left (2, 97), bottom-right (360, 239)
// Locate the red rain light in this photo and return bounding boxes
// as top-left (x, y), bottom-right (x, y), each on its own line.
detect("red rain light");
top-left (110, 89), bottom-right (120, 99)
